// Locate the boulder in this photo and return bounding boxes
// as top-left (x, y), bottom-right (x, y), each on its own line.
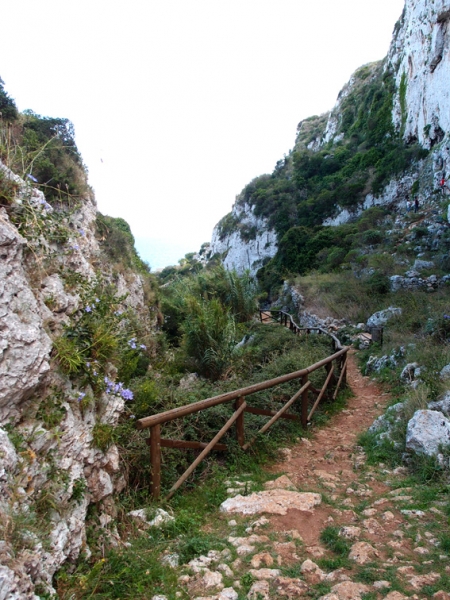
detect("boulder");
top-left (414, 259), bottom-right (434, 271)
top-left (367, 307), bottom-right (402, 328)
top-left (349, 542), bottom-right (379, 564)
top-left (400, 363), bottom-right (422, 383)
top-left (439, 364), bottom-right (450, 380)
top-left (247, 580), bottom-right (270, 599)
top-left (428, 391), bottom-right (450, 416)
top-left (320, 581), bottom-right (370, 600)
top-left (127, 508), bottom-right (174, 529)
top-left (406, 410), bottom-right (450, 456)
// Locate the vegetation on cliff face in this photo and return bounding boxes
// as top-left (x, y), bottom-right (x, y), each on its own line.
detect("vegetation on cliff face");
top-left (215, 62), bottom-right (429, 294)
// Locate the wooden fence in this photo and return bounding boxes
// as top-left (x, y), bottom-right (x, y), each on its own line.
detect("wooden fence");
top-left (259, 309), bottom-right (343, 351)
top-left (136, 310), bottom-right (348, 500)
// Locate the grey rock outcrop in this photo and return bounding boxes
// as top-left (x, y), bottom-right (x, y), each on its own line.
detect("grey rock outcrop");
top-left (0, 163), bottom-right (154, 596)
top-left (369, 403), bottom-right (405, 435)
top-left (367, 307), bottom-right (402, 328)
top-left (388, 0), bottom-right (450, 150)
top-left (400, 362), bottom-right (422, 383)
top-left (440, 364), bottom-right (450, 380)
top-left (405, 409), bottom-right (450, 456)
top-left (210, 202), bottom-right (277, 276)
top-left (0, 211), bottom-right (52, 423)
top-left (428, 391), bottom-right (450, 416)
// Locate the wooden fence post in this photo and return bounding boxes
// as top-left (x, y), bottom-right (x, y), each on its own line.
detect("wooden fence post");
top-left (150, 424), bottom-right (161, 499)
top-left (342, 354), bottom-right (347, 385)
top-left (325, 362), bottom-right (332, 398)
top-left (301, 374), bottom-right (309, 428)
top-left (235, 396), bottom-right (245, 447)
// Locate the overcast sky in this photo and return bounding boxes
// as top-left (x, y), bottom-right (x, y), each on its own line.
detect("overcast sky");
top-left (2, 0), bottom-right (404, 268)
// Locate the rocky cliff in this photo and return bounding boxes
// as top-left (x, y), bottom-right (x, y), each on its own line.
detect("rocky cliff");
top-left (0, 151), bottom-right (157, 597)
top-left (210, 0), bottom-right (450, 283)
top-left (210, 200), bottom-right (278, 275)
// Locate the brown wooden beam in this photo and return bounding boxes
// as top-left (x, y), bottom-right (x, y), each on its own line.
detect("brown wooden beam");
top-left (136, 346), bottom-right (348, 430)
top-left (146, 438), bottom-right (227, 451)
top-left (149, 424), bottom-right (161, 500)
top-left (243, 380), bottom-right (310, 450)
top-left (235, 397), bottom-right (245, 447)
top-left (308, 365), bottom-right (335, 422)
top-left (244, 406), bottom-right (299, 421)
top-left (166, 400), bottom-right (247, 500)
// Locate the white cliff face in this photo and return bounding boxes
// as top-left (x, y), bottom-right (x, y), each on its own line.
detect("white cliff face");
top-left (323, 172), bottom-right (421, 226)
top-left (0, 211), bottom-right (52, 423)
top-left (210, 203), bottom-right (277, 275)
top-left (0, 163), bottom-right (152, 597)
top-left (388, 0), bottom-right (450, 149)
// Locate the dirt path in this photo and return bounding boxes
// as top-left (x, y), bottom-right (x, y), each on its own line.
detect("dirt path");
top-left (181, 354), bottom-right (449, 599)
top-left (266, 352), bottom-right (392, 548)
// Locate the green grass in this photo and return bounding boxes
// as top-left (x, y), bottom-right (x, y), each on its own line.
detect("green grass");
top-left (319, 526), bottom-right (350, 556)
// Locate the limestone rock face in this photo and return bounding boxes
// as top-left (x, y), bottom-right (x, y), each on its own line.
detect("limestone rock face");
top-left (406, 409), bottom-right (450, 455)
top-left (387, 0), bottom-right (450, 149)
top-left (0, 163), bottom-right (154, 597)
top-left (210, 202), bottom-right (277, 275)
top-left (0, 211), bottom-right (52, 423)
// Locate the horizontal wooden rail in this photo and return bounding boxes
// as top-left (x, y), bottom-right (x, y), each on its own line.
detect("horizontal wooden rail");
top-left (244, 406), bottom-right (299, 421)
top-left (136, 346), bottom-right (347, 430)
top-left (146, 438), bottom-right (227, 451)
top-left (260, 309), bottom-right (343, 351)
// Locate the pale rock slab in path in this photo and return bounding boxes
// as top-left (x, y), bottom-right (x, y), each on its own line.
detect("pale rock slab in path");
top-left (248, 568), bottom-right (281, 580)
top-left (300, 559), bottom-right (326, 584)
top-left (274, 576), bottom-right (309, 597)
top-left (247, 580), bottom-right (270, 599)
top-left (349, 542), bottom-right (379, 565)
top-left (319, 581), bottom-right (370, 600)
top-left (220, 490), bottom-right (321, 515)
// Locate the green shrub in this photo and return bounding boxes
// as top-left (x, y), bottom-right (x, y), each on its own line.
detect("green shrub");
top-left (92, 423), bottom-right (116, 452)
top-left (182, 297), bottom-right (236, 380)
top-left (365, 272), bottom-right (391, 295)
top-left (362, 229), bottom-right (383, 245)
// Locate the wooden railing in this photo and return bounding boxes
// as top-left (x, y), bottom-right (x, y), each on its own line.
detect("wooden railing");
top-left (136, 312), bottom-right (349, 500)
top-left (259, 309), bottom-right (343, 351)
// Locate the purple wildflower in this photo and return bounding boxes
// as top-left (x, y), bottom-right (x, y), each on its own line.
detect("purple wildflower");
top-left (140, 344), bottom-right (147, 350)
top-left (85, 305), bottom-right (92, 313)
top-left (121, 389), bottom-right (134, 401)
top-left (77, 392), bottom-right (86, 402)
top-left (444, 314), bottom-right (450, 320)
top-left (72, 244), bottom-right (80, 251)
top-left (86, 362), bottom-right (91, 368)
top-left (27, 173), bottom-right (38, 183)
top-left (128, 338), bottom-right (137, 349)
top-left (79, 228), bottom-right (86, 237)
top-left (93, 370), bottom-right (98, 376)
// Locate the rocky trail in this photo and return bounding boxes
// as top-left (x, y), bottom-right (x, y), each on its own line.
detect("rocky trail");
top-left (169, 354), bottom-right (450, 600)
